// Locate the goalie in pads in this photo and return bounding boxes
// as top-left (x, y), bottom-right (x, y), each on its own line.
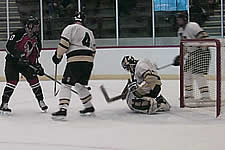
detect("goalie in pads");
top-left (121, 56), bottom-right (171, 114)
top-left (173, 13), bottom-right (213, 106)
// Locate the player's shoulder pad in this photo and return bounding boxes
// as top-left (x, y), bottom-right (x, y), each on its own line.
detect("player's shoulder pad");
top-left (13, 28), bottom-right (26, 36)
top-left (9, 28), bottom-right (26, 41)
top-left (187, 22), bottom-right (201, 28)
top-left (62, 24), bottom-right (73, 32)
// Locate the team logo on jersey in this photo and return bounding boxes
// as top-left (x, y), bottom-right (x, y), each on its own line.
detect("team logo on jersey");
top-left (24, 40), bottom-right (37, 57)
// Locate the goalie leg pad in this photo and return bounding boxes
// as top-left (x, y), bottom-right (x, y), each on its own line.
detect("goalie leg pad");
top-left (194, 74), bottom-right (210, 99)
top-left (184, 71), bottom-right (194, 98)
top-left (126, 92), bottom-right (158, 114)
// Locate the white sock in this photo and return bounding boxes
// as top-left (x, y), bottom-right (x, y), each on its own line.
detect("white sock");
top-left (83, 101), bottom-right (93, 108)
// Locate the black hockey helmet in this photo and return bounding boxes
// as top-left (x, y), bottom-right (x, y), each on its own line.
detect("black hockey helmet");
top-left (121, 56), bottom-right (138, 73)
top-left (25, 16), bottom-right (40, 28)
top-left (25, 16), bottom-right (40, 36)
top-left (74, 11), bottom-right (85, 23)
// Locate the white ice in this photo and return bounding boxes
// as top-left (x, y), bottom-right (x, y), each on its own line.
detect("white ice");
top-left (0, 80), bottom-right (225, 150)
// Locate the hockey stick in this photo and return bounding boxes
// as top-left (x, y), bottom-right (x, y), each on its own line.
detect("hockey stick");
top-left (154, 63), bottom-right (173, 70)
top-left (100, 85), bottom-right (123, 103)
top-left (28, 64), bottom-right (91, 95)
top-left (43, 73), bottom-right (79, 95)
top-left (54, 64), bottom-right (59, 96)
top-left (100, 77), bottom-right (133, 103)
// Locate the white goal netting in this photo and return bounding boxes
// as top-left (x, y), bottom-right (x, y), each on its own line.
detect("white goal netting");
top-left (180, 39), bottom-right (225, 117)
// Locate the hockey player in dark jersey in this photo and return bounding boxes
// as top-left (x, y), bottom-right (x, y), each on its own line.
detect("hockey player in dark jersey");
top-left (0, 16), bottom-right (48, 114)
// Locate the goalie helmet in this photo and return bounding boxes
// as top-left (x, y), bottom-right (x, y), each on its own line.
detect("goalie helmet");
top-left (74, 11), bottom-right (85, 23)
top-left (25, 16), bottom-right (40, 36)
top-left (121, 56), bottom-right (138, 73)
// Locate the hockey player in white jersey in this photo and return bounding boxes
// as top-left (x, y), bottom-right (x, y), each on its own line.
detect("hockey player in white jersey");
top-left (173, 13), bottom-right (212, 103)
top-left (121, 56), bottom-right (170, 114)
top-left (51, 11), bottom-right (96, 120)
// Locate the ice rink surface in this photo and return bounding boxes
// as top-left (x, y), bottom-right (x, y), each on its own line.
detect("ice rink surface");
top-left (0, 80), bottom-right (225, 150)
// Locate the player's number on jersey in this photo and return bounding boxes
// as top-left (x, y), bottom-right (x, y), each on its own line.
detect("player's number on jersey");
top-left (9, 35), bottom-right (15, 40)
top-left (82, 32), bottom-right (90, 47)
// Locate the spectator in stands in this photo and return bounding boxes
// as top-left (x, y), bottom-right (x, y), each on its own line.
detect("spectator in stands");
top-left (190, 1), bottom-right (208, 25)
top-left (48, 0), bottom-right (63, 18)
top-left (60, 0), bottom-right (74, 16)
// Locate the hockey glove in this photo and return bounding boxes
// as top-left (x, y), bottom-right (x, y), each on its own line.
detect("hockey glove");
top-left (52, 52), bottom-right (62, 64)
top-left (173, 55), bottom-right (180, 66)
top-left (128, 81), bottom-right (142, 98)
top-left (17, 56), bottom-right (29, 67)
top-left (34, 63), bottom-right (45, 76)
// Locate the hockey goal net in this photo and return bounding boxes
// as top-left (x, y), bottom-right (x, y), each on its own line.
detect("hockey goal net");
top-left (180, 39), bottom-right (225, 117)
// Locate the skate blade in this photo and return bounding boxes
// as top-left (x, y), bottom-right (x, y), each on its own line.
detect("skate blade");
top-left (41, 109), bottom-right (48, 113)
top-left (156, 103), bottom-right (171, 112)
top-left (51, 116), bottom-right (67, 121)
top-left (0, 110), bottom-right (12, 116)
top-left (80, 112), bottom-right (96, 117)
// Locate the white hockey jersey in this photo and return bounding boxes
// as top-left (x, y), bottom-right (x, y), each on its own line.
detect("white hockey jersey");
top-left (177, 22), bottom-right (208, 53)
top-left (178, 22), bottom-right (204, 40)
top-left (56, 23), bottom-right (96, 63)
top-left (126, 59), bottom-right (170, 114)
top-left (135, 58), bottom-right (158, 84)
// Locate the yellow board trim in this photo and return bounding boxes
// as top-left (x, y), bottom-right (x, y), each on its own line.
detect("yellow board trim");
top-left (0, 75), bottom-right (224, 82)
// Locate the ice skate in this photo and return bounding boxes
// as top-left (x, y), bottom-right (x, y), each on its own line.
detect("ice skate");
top-left (38, 100), bottom-right (48, 112)
top-left (51, 108), bottom-right (67, 121)
top-left (155, 95), bottom-right (171, 112)
top-left (80, 106), bottom-right (95, 116)
top-left (0, 103), bottom-right (12, 115)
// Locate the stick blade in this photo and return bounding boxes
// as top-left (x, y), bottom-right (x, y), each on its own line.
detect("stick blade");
top-left (100, 85), bottom-right (122, 103)
top-left (100, 85), bottom-right (111, 102)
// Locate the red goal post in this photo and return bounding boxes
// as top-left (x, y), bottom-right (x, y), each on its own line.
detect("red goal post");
top-left (180, 39), bottom-right (222, 117)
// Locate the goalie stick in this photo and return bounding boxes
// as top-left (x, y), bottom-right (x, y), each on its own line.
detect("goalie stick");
top-left (100, 85), bottom-right (123, 103)
top-left (100, 74), bottom-right (134, 103)
top-left (154, 63), bottom-right (173, 70)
